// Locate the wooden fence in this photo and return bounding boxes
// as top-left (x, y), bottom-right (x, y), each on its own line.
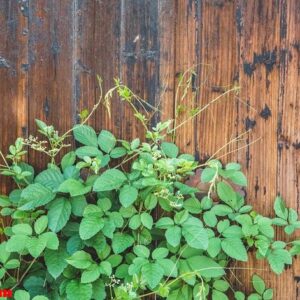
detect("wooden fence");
top-left (0, 0), bottom-right (300, 298)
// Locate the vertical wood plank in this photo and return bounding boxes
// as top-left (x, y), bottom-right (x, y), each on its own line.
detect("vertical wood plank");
top-left (93, 0), bottom-right (122, 135)
top-left (119, 0), bottom-right (160, 141)
top-left (277, 0), bottom-right (300, 297)
top-left (27, 0), bottom-right (74, 168)
top-left (0, 1), bottom-right (28, 193)
top-left (173, 0), bottom-right (200, 154)
top-left (197, 0), bottom-right (239, 163)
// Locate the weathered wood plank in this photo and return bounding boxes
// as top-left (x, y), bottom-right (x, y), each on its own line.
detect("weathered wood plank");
top-left (27, 0), bottom-right (74, 168)
top-left (119, 0), bottom-right (160, 141)
top-left (0, 1), bottom-right (28, 193)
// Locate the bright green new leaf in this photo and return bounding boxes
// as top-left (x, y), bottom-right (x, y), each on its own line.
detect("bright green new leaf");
top-left (252, 274), bottom-right (265, 295)
top-left (58, 179), bottom-right (91, 197)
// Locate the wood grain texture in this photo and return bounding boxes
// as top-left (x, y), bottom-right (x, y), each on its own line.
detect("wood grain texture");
top-left (0, 0), bottom-right (299, 298)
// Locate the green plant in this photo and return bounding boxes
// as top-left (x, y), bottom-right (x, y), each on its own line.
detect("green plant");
top-left (0, 80), bottom-right (299, 300)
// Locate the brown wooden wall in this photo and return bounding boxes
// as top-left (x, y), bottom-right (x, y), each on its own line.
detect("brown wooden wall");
top-left (0, 0), bottom-right (300, 298)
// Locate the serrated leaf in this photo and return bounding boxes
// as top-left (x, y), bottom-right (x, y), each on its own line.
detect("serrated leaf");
top-left (119, 185), bottom-right (138, 207)
top-left (73, 125), bottom-right (98, 147)
top-left (252, 274), bottom-right (265, 295)
top-left (26, 236), bottom-right (47, 258)
top-left (34, 168), bottom-right (64, 191)
top-left (141, 262), bottom-right (164, 289)
top-left (66, 280), bottom-right (93, 300)
top-left (186, 255), bottom-right (225, 278)
top-left (81, 264), bottom-right (101, 283)
top-left (58, 179), bottom-right (91, 197)
top-left (161, 142), bottom-right (179, 158)
top-left (34, 215), bottom-right (48, 234)
top-left (182, 216), bottom-right (208, 250)
top-left (98, 130), bottom-right (116, 153)
top-left (48, 197), bottom-right (71, 233)
top-left (165, 226), bottom-right (181, 247)
top-left (112, 233), bottom-right (134, 254)
top-left (79, 215), bottom-right (104, 240)
top-left (93, 169), bottom-right (127, 192)
top-left (221, 238), bottom-right (248, 262)
top-left (75, 146), bottom-right (103, 159)
top-left (66, 251), bottom-right (93, 269)
top-left (44, 243), bottom-right (68, 279)
top-left (217, 182), bottom-right (237, 207)
top-left (19, 183), bottom-right (55, 211)
top-left (12, 223), bottom-right (32, 236)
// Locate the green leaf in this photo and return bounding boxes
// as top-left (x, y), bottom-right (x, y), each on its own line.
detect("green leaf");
top-left (48, 197), bottom-right (71, 233)
top-left (0, 242), bottom-right (10, 264)
top-left (34, 168), bottom-right (64, 191)
top-left (110, 147), bottom-right (127, 158)
top-left (267, 248), bottom-right (292, 274)
top-left (73, 125), bottom-right (98, 147)
top-left (6, 234), bottom-right (28, 253)
top-left (93, 169), bottom-right (127, 192)
top-left (207, 237), bottom-right (221, 258)
top-left (212, 290), bottom-right (228, 300)
top-left (252, 274), bottom-right (265, 295)
top-left (152, 247), bottom-right (169, 260)
top-left (141, 212), bottom-right (153, 229)
top-left (58, 179), bottom-right (91, 197)
top-left (234, 292), bottom-right (245, 300)
top-left (44, 243), bottom-right (68, 279)
top-left (134, 245), bottom-right (150, 258)
top-left (221, 238), bottom-right (248, 262)
top-left (92, 279), bottom-right (106, 300)
top-left (66, 251), bottom-right (93, 269)
top-left (161, 142), bottom-right (179, 158)
top-left (79, 215), bottom-right (104, 240)
top-left (165, 226), bottom-right (181, 247)
top-left (186, 255), bottom-right (225, 278)
top-left (217, 182), bottom-right (236, 207)
top-left (141, 262), bottom-right (164, 289)
top-left (156, 217), bottom-right (174, 229)
top-left (66, 280), bottom-right (93, 300)
top-left (81, 264), bottom-right (101, 283)
top-left (19, 183), bottom-right (55, 210)
top-left (32, 296), bottom-right (49, 300)
top-left (26, 236), bottom-right (47, 258)
top-left (71, 196), bottom-right (88, 217)
top-left (119, 185), bottom-right (138, 207)
top-left (112, 233), bottom-right (134, 254)
top-left (263, 289), bottom-right (273, 300)
top-left (213, 279), bottom-right (229, 292)
top-left (61, 151), bottom-right (76, 171)
top-left (98, 130), bottom-right (116, 153)
top-left (203, 211), bottom-right (218, 227)
top-left (183, 197), bottom-right (202, 214)
top-left (15, 290), bottom-right (30, 300)
top-left (5, 258), bottom-right (20, 269)
top-left (40, 231), bottom-right (59, 250)
top-left (274, 196), bottom-right (288, 220)
top-left (182, 216), bottom-right (208, 250)
top-left (75, 146), bottom-right (103, 159)
top-left (228, 171), bottom-right (247, 186)
top-left (12, 223), bottom-right (32, 236)
top-left (201, 167), bottom-right (216, 183)
top-left (34, 215), bottom-right (48, 234)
